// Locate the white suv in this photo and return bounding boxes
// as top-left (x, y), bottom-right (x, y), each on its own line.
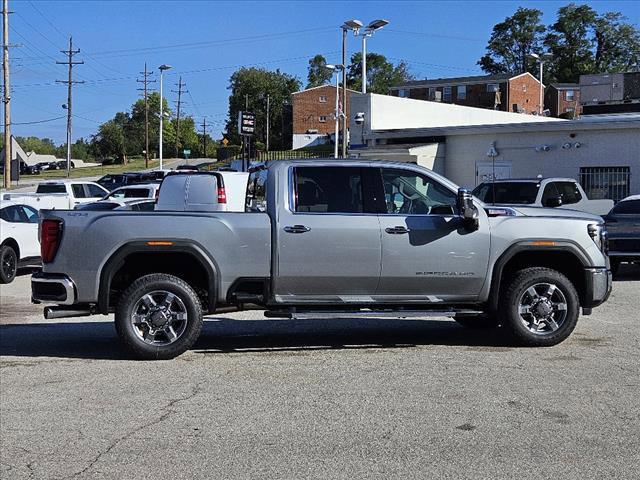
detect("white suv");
top-left (0, 201), bottom-right (40, 283)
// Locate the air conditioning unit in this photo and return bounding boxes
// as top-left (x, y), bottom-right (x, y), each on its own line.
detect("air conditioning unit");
top-left (432, 91), bottom-right (442, 102)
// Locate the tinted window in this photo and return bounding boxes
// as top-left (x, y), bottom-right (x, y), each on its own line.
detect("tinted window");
top-left (294, 167), bottom-right (363, 213)
top-left (246, 169), bottom-right (268, 212)
top-left (75, 202), bottom-right (120, 211)
top-left (107, 188), bottom-right (150, 199)
top-left (611, 199), bottom-right (640, 215)
top-left (1, 205), bottom-right (26, 222)
top-left (21, 205), bottom-right (39, 223)
top-left (472, 182), bottom-right (539, 204)
top-left (541, 183), bottom-right (560, 203)
top-left (556, 182), bottom-right (582, 205)
top-left (381, 168), bottom-right (457, 215)
top-left (131, 201), bottom-right (155, 211)
top-left (36, 184), bottom-right (66, 194)
top-left (72, 184), bottom-right (87, 198)
top-left (86, 184), bottom-right (107, 197)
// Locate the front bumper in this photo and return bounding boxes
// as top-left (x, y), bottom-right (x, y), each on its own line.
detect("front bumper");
top-left (583, 267), bottom-right (612, 310)
top-left (31, 273), bottom-right (77, 305)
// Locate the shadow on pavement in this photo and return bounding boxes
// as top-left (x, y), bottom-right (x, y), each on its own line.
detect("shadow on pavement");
top-left (0, 316), bottom-right (511, 361)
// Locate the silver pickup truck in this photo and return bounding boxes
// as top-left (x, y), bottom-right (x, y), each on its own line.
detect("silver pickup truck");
top-left (32, 160), bottom-right (612, 359)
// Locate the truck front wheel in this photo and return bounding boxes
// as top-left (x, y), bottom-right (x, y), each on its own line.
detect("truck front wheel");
top-left (115, 274), bottom-right (203, 360)
top-left (500, 267), bottom-right (579, 347)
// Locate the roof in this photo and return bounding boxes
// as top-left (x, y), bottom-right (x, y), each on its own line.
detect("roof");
top-left (550, 83), bottom-right (579, 89)
top-left (292, 84), bottom-right (359, 95)
top-left (482, 178), bottom-right (576, 183)
top-left (391, 73), bottom-right (515, 89)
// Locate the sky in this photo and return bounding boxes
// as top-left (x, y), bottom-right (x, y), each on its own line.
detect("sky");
top-left (6, 0), bottom-right (640, 144)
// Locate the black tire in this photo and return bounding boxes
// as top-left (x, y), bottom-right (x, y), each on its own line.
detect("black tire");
top-left (499, 267), bottom-right (579, 347)
top-left (454, 314), bottom-right (500, 330)
top-left (0, 245), bottom-right (18, 284)
top-left (115, 273), bottom-right (203, 360)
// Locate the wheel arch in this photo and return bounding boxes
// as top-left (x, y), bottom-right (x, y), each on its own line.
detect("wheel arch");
top-left (98, 240), bottom-right (219, 315)
top-left (489, 242), bottom-right (589, 312)
top-left (1, 238), bottom-right (20, 259)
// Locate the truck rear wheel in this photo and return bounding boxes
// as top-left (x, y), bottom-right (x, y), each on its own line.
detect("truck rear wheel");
top-left (500, 267), bottom-right (579, 347)
top-left (115, 274), bottom-right (203, 360)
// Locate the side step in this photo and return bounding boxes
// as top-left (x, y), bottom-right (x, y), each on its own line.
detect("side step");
top-left (264, 308), bottom-right (484, 320)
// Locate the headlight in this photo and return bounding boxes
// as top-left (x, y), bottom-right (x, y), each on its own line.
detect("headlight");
top-left (588, 223), bottom-right (608, 254)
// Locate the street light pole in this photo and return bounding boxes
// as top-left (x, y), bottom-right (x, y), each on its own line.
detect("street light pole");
top-left (528, 52), bottom-right (552, 115)
top-left (158, 64), bottom-right (171, 169)
top-left (341, 20), bottom-right (363, 158)
top-left (352, 19), bottom-right (389, 95)
top-left (334, 70), bottom-right (340, 158)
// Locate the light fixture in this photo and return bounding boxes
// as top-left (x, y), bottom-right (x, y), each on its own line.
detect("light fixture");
top-left (343, 19), bottom-right (363, 31)
top-left (367, 19), bottom-right (389, 31)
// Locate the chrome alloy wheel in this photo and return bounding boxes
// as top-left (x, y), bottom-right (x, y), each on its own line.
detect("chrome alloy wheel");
top-left (517, 283), bottom-right (568, 335)
top-left (130, 290), bottom-right (188, 346)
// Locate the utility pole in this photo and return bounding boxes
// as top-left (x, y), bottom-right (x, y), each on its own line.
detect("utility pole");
top-left (265, 94), bottom-right (269, 152)
top-left (56, 36), bottom-right (83, 178)
top-left (173, 76), bottom-right (186, 158)
top-left (137, 62), bottom-right (155, 168)
top-left (200, 117), bottom-right (207, 157)
top-left (2, 0), bottom-right (12, 188)
top-left (341, 27), bottom-right (347, 158)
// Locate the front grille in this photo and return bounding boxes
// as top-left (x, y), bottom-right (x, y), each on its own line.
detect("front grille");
top-left (609, 239), bottom-right (640, 253)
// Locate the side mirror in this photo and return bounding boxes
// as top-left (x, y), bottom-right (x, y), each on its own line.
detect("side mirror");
top-left (544, 196), bottom-right (562, 208)
top-left (457, 188), bottom-right (479, 230)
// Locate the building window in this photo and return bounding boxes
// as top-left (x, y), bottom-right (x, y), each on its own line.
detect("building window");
top-left (565, 107), bottom-right (575, 114)
top-left (398, 89), bottom-right (409, 98)
top-left (443, 86), bottom-right (452, 102)
top-left (522, 84), bottom-right (527, 92)
top-left (319, 95), bottom-right (327, 103)
top-left (579, 166), bottom-right (630, 203)
top-left (457, 85), bottom-right (466, 100)
top-left (565, 90), bottom-right (575, 101)
top-left (319, 116), bottom-right (327, 123)
top-left (487, 83), bottom-right (500, 93)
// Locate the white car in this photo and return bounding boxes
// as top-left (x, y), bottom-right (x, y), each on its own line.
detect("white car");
top-left (101, 184), bottom-right (160, 203)
top-left (0, 201), bottom-right (41, 283)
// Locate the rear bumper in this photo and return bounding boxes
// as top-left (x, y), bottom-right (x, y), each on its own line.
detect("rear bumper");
top-left (583, 267), bottom-right (612, 309)
top-left (31, 273), bottom-right (76, 305)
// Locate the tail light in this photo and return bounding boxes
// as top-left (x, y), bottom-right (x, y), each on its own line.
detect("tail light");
top-left (41, 219), bottom-right (63, 263)
top-left (217, 186), bottom-right (227, 204)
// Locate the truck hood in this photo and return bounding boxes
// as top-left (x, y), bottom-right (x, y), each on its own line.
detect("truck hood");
top-left (511, 206), bottom-right (603, 222)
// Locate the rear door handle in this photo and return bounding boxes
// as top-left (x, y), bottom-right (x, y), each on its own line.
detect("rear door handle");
top-left (385, 226), bottom-right (410, 234)
top-left (284, 225), bottom-right (311, 234)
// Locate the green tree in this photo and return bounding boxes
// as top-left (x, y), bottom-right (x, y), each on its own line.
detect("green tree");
top-left (16, 136), bottom-right (58, 155)
top-left (91, 118), bottom-right (127, 163)
top-left (478, 7), bottom-right (546, 75)
top-left (346, 52), bottom-right (413, 94)
top-left (225, 67), bottom-right (301, 149)
top-left (593, 12), bottom-right (640, 73)
top-left (307, 54), bottom-right (333, 88)
top-left (544, 4), bottom-right (598, 83)
top-left (129, 92), bottom-right (174, 158)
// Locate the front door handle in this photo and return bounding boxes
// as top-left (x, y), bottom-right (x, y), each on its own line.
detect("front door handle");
top-left (284, 225), bottom-right (311, 234)
top-left (385, 226), bottom-right (410, 234)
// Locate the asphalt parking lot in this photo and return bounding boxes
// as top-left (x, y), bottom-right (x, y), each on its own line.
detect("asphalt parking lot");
top-left (1, 268), bottom-right (639, 479)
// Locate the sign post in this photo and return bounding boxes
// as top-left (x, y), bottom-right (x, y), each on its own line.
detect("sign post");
top-left (238, 111), bottom-right (255, 171)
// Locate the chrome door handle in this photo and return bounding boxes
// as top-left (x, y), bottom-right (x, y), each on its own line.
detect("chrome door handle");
top-left (284, 225), bottom-right (311, 234)
top-left (385, 226), bottom-right (410, 234)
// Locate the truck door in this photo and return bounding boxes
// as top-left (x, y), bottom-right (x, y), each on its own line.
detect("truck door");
top-left (376, 167), bottom-right (491, 302)
top-left (274, 166), bottom-right (382, 303)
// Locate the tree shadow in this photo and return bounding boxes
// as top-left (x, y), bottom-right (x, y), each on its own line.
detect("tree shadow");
top-left (0, 316), bottom-right (511, 361)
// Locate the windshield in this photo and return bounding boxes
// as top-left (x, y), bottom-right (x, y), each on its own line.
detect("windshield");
top-left (472, 182), bottom-right (540, 204)
top-left (611, 199), bottom-right (640, 215)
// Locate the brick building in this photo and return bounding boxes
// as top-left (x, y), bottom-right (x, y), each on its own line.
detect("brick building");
top-left (291, 84), bottom-right (357, 150)
top-left (545, 83), bottom-right (581, 118)
top-left (389, 73), bottom-right (544, 115)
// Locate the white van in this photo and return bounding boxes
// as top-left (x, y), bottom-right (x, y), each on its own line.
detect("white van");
top-left (156, 171), bottom-right (249, 212)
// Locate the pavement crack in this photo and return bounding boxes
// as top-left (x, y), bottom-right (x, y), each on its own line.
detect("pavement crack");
top-left (63, 384), bottom-right (202, 479)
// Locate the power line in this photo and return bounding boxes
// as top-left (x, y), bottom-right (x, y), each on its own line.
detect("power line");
top-left (0, 114), bottom-right (65, 126)
top-left (27, 0), bottom-right (67, 41)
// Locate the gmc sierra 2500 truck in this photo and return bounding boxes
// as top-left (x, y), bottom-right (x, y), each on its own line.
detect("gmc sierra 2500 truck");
top-left (32, 160), bottom-right (612, 359)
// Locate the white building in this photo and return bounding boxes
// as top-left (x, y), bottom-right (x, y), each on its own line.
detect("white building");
top-left (350, 94), bottom-right (640, 201)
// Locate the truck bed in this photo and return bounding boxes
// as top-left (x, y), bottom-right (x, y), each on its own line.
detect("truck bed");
top-left (39, 209), bottom-right (271, 304)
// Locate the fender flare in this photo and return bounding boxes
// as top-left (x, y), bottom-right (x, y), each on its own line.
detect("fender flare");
top-left (488, 240), bottom-right (590, 312)
top-left (98, 240), bottom-right (219, 314)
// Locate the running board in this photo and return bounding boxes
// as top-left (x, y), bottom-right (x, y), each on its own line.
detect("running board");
top-left (264, 309), bottom-right (484, 320)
